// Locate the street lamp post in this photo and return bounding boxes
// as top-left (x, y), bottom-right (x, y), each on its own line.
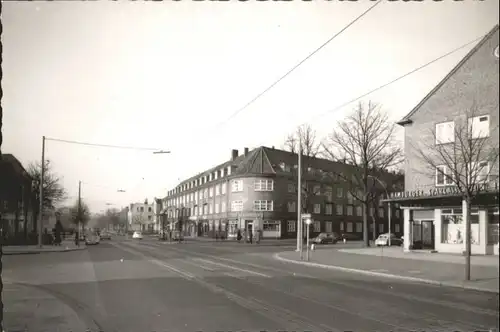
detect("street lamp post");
top-left (368, 175), bottom-right (391, 246)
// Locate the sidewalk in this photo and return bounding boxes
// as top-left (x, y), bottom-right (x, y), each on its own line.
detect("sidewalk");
top-left (2, 282), bottom-right (90, 332)
top-left (3, 240), bottom-right (87, 255)
top-left (275, 247), bottom-right (499, 293)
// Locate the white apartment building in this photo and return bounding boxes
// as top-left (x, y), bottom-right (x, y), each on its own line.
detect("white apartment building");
top-left (127, 200), bottom-right (155, 232)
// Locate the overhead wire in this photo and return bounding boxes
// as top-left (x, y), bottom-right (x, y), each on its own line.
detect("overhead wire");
top-left (211, 0), bottom-right (383, 131)
top-left (45, 137), bottom-right (163, 152)
top-left (251, 32), bottom-right (487, 148)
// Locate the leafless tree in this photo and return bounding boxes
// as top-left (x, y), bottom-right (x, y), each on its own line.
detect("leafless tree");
top-left (410, 104), bottom-right (499, 280)
top-left (27, 160), bottom-right (67, 233)
top-left (322, 101), bottom-right (403, 246)
top-left (133, 214), bottom-right (145, 230)
top-left (282, 124), bottom-right (323, 223)
top-left (70, 199), bottom-right (91, 228)
top-left (283, 124), bottom-right (322, 157)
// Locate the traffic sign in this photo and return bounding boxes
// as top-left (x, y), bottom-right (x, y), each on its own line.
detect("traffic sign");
top-left (301, 214), bottom-right (311, 219)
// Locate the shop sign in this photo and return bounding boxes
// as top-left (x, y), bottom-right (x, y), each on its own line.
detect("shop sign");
top-left (389, 181), bottom-right (499, 199)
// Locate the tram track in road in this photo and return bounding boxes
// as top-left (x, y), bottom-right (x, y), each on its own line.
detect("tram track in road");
top-left (133, 240), bottom-right (498, 332)
top-left (112, 241), bottom-right (343, 332)
top-left (116, 241), bottom-right (422, 332)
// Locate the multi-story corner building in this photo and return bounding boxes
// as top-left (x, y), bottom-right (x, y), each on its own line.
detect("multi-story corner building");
top-left (162, 146), bottom-right (403, 240)
top-left (386, 25), bottom-right (499, 255)
top-left (126, 199), bottom-right (155, 232)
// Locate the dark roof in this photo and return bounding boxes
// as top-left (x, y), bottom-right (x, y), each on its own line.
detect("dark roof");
top-left (397, 24), bottom-right (500, 126)
top-left (0, 153), bottom-right (32, 181)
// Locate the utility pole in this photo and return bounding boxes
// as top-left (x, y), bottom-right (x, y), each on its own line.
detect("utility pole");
top-left (296, 137), bottom-right (303, 258)
top-left (78, 181), bottom-right (82, 237)
top-left (38, 136), bottom-right (46, 248)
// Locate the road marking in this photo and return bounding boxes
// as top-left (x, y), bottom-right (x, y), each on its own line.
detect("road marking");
top-left (149, 259), bottom-right (195, 279)
top-left (180, 259), bottom-right (217, 272)
top-left (192, 258), bottom-right (271, 278)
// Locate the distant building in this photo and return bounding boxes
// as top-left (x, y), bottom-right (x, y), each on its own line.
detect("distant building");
top-left (127, 199), bottom-right (155, 232)
top-left (387, 25), bottom-right (499, 255)
top-left (162, 146), bottom-right (403, 240)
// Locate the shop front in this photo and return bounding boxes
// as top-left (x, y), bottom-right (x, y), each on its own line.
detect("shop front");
top-left (385, 186), bottom-right (499, 255)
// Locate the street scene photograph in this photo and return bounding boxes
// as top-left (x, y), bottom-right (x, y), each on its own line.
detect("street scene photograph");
top-left (0, 0), bottom-right (499, 331)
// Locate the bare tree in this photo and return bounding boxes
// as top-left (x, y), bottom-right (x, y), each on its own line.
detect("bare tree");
top-left (322, 101), bottom-right (403, 246)
top-left (283, 124), bottom-right (322, 157)
top-left (411, 104), bottom-right (499, 280)
top-left (282, 124), bottom-right (323, 227)
top-left (27, 160), bottom-right (67, 233)
top-left (70, 199), bottom-right (91, 228)
top-left (133, 214), bottom-right (145, 230)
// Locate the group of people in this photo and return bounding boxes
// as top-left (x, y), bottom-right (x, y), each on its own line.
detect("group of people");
top-left (236, 228), bottom-right (261, 244)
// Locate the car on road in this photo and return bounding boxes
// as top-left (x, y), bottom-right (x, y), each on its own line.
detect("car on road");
top-left (85, 232), bottom-right (100, 245)
top-left (132, 231), bottom-right (143, 240)
top-left (312, 232), bottom-right (340, 244)
top-left (375, 233), bottom-right (403, 246)
top-left (100, 231), bottom-right (111, 240)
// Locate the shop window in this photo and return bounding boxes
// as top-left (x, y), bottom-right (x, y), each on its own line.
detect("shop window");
top-left (287, 220), bottom-right (296, 232)
top-left (263, 221), bottom-right (280, 232)
top-left (488, 207), bottom-right (499, 245)
top-left (441, 208), bottom-right (480, 244)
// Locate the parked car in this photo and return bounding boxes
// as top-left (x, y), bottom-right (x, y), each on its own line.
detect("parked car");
top-left (132, 231), bottom-right (143, 240)
top-left (375, 233), bottom-right (403, 247)
top-left (100, 231), bottom-right (111, 240)
top-left (85, 232), bottom-right (100, 245)
top-left (312, 232), bottom-right (340, 244)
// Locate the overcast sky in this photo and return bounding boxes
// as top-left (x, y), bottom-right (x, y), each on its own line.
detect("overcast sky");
top-left (2, 0), bottom-right (499, 213)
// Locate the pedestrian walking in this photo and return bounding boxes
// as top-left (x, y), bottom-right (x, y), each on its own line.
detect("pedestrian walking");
top-left (236, 229), bottom-right (242, 242)
top-left (249, 229), bottom-right (253, 244)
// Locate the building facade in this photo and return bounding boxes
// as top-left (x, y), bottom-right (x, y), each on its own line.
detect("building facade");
top-left (162, 147), bottom-right (403, 240)
top-left (127, 200), bottom-right (155, 232)
top-left (387, 25), bottom-right (499, 255)
top-left (0, 154), bottom-right (35, 244)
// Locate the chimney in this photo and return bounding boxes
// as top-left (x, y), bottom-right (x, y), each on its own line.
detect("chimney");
top-left (244, 147), bottom-right (249, 156)
top-left (231, 149), bottom-right (239, 160)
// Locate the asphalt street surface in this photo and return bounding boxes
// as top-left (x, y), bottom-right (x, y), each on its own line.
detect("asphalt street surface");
top-left (3, 237), bottom-right (499, 332)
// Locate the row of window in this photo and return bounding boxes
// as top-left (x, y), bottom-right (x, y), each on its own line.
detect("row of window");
top-left (436, 162), bottom-right (492, 186)
top-left (285, 220), bottom-right (401, 233)
top-left (435, 115), bottom-right (490, 145)
top-left (168, 165), bottom-right (236, 196)
top-left (135, 206), bottom-right (153, 213)
top-left (166, 199), bottom-right (399, 218)
top-left (286, 201), bottom-right (398, 217)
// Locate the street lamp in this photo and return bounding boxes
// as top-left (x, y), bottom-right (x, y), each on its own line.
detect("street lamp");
top-left (368, 175), bottom-right (391, 246)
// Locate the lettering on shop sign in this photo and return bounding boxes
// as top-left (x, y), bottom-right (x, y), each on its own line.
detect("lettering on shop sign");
top-left (389, 181), bottom-right (499, 200)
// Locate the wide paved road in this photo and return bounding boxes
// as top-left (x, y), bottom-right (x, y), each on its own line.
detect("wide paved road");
top-left (4, 237), bottom-right (499, 332)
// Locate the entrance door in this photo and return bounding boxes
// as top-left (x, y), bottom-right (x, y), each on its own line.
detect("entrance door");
top-left (421, 220), bottom-right (435, 250)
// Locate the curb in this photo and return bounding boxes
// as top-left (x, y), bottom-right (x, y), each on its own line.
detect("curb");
top-left (3, 247), bottom-right (87, 255)
top-left (273, 253), bottom-right (499, 294)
